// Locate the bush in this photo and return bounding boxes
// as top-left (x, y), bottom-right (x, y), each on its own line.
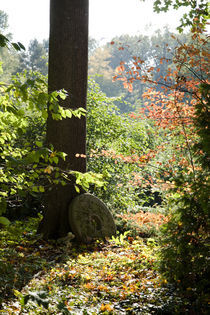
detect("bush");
top-left (0, 70), bottom-right (84, 221)
top-left (87, 80), bottom-right (159, 213)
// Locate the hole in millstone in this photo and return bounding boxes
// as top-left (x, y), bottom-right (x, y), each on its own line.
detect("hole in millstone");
top-left (90, 215), bottom-right (102, 231)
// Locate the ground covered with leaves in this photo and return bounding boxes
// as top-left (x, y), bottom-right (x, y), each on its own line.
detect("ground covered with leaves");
top-left (0, 217), bottom-right (206, 314)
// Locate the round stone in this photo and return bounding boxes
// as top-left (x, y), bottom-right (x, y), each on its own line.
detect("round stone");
top-left (68, 193), bottom-right (116, 242)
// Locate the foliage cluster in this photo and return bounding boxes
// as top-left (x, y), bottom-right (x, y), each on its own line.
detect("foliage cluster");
top-left (113, 15), bottom-right (210, 303)
top-left (87, 79), bottom-right (161, 216)
top-left (0, 66), bottom-right (98, 224)
top-left (153, 0), bottom-right (209, 32)
top-left (0, 14), bottom-right (104, 224)
top-left (158, 30), bottom-right (210, 302)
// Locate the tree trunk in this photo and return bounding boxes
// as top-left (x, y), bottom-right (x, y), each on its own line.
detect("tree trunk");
top-left (38, 0), bottom-right (89, 239)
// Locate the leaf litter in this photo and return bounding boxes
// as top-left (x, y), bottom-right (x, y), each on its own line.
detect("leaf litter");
top-left (0, 217), bottom-right (192, 314)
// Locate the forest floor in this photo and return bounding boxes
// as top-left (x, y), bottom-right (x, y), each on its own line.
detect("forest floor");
top-left (0, 216), bottom-right (203, 314)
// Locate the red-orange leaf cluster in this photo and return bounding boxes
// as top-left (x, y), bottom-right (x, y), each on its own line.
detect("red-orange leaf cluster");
top-left (120, 211), bottom-right (168, 229)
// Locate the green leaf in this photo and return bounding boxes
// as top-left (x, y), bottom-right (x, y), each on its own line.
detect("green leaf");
top-left (11, 42), bottom-right (21, 51)
top-left (32, 186), bottom-right (39, 193)
top-left (59, 152), bottom-right (67, 160)
top-left (39, 186), bottom-right (45, 193)
top-left (17, 41), bottom-right (25, 50)
top-left (0, 34), bottom-right (9, 47)
top-left (0, 216), bottom-right (10, 226)
top-left (11, 42), bottom-right (25, 51)
top-left (74, 185), bottom-right (80, 193)
top-left (13, 289), bottom-right (22, 297)
top-left (65, 109), bottom-right (72, 118)
top-left (36, 141), bottom-right (43, 148)
top-left (10, 188), bottom-right (17, 195)
top-left (58, 89), bottom-right (68, 100)
top-left (53, 156), bottom-right (59, 164)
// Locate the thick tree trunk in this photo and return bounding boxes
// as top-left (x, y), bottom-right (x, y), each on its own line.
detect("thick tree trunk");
top-left (38, 0), bottom-right (89, 239)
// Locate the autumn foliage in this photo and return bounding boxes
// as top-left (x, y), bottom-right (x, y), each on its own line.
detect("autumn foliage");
top-left (111, 21), bottom-right (209, 182)
top-left (110, 19), bottom-right (210, 308)
top-left (119, 211), bottom-right (168, 232)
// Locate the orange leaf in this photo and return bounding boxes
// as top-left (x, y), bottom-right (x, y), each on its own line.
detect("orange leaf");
top-left (100, 304), bottom-right (113, 312)
top-left (44, 165), bottom-right (54, 174)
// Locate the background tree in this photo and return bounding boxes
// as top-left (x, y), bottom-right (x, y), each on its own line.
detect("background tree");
top-left (0, 10), bottom-right (19, 82)
top-left (37, 0), bottom-right (89, 239)
top-left (17, 39), bottom-right (48, 75)
top-left (18, 36), bottom-right (96, 76)
top-left (0, 10), bottom-right (8, 31)
top-left (88, 36), bottom-right (98, 57)
top-left (89, 29), bottom-right (187, 112)
top-left (88, 46), bottom-right (119, 97)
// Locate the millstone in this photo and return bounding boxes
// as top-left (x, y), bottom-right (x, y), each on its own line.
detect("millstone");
top-left (68, 193), bottom-right (116, 242)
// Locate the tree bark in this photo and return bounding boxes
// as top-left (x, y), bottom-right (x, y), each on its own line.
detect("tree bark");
top-left (38, 0), bottom-right (89, 239)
